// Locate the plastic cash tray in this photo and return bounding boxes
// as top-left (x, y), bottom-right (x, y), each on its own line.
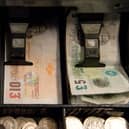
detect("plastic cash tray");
top-left (0, 5), bottom-right (129, 129)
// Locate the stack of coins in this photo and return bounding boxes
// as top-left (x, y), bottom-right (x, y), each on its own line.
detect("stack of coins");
top-left (104, 117), bottom-right (128, 129)
top-left (22, 122), bottom-right (37, 129)
top-left (0, 116), bottom-right (58, 129)
top-left (38, 117), bottom-right (58, 129)
top-left (16, 117), bottom-right (37, 129)
top-left (65, 116), bottom-right (84, 129)
top-left (83, 116), bottom-right (105, 129)
top-left (0, 116), bottom-right (18, 129)
top-left (0, 116), bottom-right (38, 129)
top-left (65, 116), bottom-right (128, 129)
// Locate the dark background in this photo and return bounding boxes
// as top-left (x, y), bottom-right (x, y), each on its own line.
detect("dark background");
top-left (0, 0), bottom-right (129, 12)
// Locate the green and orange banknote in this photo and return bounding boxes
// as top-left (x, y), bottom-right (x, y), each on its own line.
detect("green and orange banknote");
top-left (66, 12), bottom-right (129, 96)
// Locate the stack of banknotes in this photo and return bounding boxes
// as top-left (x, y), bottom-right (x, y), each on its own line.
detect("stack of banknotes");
top-left (66, 11), bottom-right (129, 104)
top-left (4, 22), bottom-right (62, 104)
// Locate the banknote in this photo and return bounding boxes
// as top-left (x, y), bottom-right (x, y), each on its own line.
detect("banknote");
top-left (4, 24), bottom-right (62, 104)
top-left (100, 14), bottom-right (120, 65)
top-left (80, 92), bottom-right (129, 104)
top-left (66, 12), bottom-right (129, 95)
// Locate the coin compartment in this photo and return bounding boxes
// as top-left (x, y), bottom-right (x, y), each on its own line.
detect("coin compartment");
top-left (64, 107), bottom-right (129, 123)
top-left (0, 106), bottom-right (65, 129)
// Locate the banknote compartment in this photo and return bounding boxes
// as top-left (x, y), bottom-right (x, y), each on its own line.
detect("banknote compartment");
top-left (1, 7), bottom-right (67, 104)
top-left (65, 9), bottom-right (129, 105)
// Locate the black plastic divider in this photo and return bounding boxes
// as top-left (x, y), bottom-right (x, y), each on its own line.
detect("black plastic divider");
top-left (59, 7), bottom-right (78, 105)
top-left (0, 7), bottom-right (5, 61)
top-left (58, 7), bottom-right (73, 104)
top-left (0, 7), bottom-right (5, 104)
top-left (119, 12), bottom-right (129, 75)
top-left (0, 62), bottom-right (4, 104)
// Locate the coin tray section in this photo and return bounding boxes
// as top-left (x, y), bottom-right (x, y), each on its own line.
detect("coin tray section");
top-left (64, 107), bottom-right (129, 122)
top-left (0, 106), bottom-right (65, 129)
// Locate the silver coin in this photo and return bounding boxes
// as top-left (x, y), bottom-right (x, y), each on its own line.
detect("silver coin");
top-left (23, 118), bottom-right (36, 123)
top-left (105, 117), bottom-right (128, 129)
top-left (1, 116), bottom-right (18, 129)
top-left (16, 117), bottom-right (27, 129)
top-left (83, 116), bottom-right (105, 129)
top-left (0, 117), bottom-right (6, 125)
top-left (16, 117), bottom-right (26, 124)
top-left (22, 122), bottom-right (37, 129)
top-left (65, 116), bottom-right (83, 129)
top-left (34, 126), bottom-right (42, 129)
top-left (39, 117), bottom-right (57, 129)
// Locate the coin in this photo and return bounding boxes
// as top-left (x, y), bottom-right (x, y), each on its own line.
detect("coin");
top-left (65, 116), bottom-right (83, 129)
top-left (83, 116), bottom-right (105, 129)
top-left (16, 117), bottom-right (26, 124)
top-left (16, 117), bottom-right (37, 129)
top-left (1, 116), bottom-right (18, 129)
top-left (104, 117), bottom-right (128, 129)
top-left (39, 117), bottom-right (57, 129)
top-left (24, 118), bottom-right (36, 123)
top-left (0, 117), bottom-right (6, 124)
top-left (22, 122), bottom-right (37, 129)
top-left (16, 117), bottom-right (27, 129)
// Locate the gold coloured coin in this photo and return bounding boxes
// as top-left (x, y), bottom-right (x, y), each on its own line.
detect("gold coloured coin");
top-left (39, 117), bottom-right (58, 129)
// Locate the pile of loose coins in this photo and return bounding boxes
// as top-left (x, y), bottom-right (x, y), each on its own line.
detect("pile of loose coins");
top-left (0, 116), bottom-right (58, 129)
top-left (65, 116), bottom-right (128, 129)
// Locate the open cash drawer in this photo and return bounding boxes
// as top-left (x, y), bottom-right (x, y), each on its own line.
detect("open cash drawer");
top-left (0, 4), bottom-right (129, 129)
